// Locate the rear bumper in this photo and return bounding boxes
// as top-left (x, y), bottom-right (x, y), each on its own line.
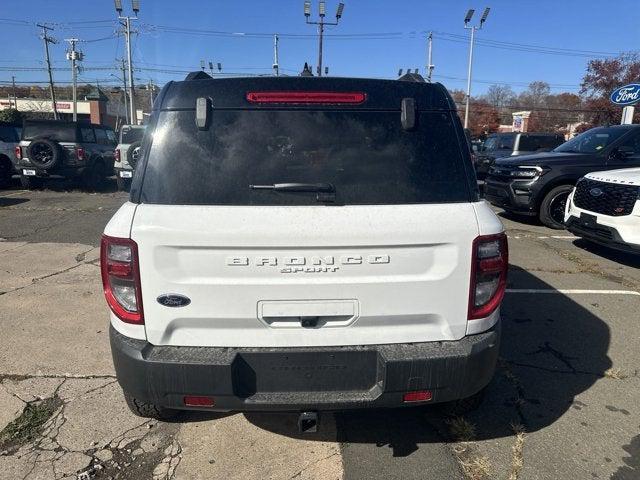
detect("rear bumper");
top-left (110, 321), bottom-right (500, 412)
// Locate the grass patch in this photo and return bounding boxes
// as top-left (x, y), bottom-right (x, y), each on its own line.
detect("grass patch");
top-left (0, 396), bottom-right (62, 452)
top-left (508, 423), bottom-right (526, 480)
top-left (604, 368), bottom-right (628, 380)
top-left (460, 456), bottom-right (492, 480)
top-left (446, 416), bottom-right (476, 442)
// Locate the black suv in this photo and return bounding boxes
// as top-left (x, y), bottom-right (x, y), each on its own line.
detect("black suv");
top-left (485, 125), bottom-right (640, 229)
top-left (16, 120), bottom-right (116, 190)
top-left (475, 132), bottom-right (565, 179)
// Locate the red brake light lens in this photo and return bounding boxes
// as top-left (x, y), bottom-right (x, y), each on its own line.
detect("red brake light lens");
top-left (100, 235), bottom-right (144, 324)
top-left (76, 147), bottom-right (85, 161)
top-left (246, 91), bottom-right (366, 105)
top-left (114, 149), bottom-right (120, 162)
top-left (403, 390), bottom-right (433, 403)
top-left (14, 146), bottom-right (21, 160)
top-left (468, 233), bottom-right (508, 320)
top-left (183, 395), bottom-right (215, 407)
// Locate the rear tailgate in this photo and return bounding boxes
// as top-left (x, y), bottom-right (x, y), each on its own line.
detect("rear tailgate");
top-left (133, 203), bottom-right (479, 347)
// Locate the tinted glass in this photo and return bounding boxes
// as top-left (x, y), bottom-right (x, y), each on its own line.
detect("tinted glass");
top-left (619, 133), bottom-right (640, 155)
top-left (554, 127), bottom-right (629, 154)
top-left (0, 125), bottom-right (19, 142)
top-left (106, 129), bottom-right (117, 143)
top-left (80, 128), bottom-right (96, 143)
top-left (483, 134), bottom-right (514, 152)
top-left (23, 123), bottom-right (77, 142)
top-left (120, 126), bottom-right (145, 144)
top-left (140, 109), bottom-right (470, 205)
top-left (94, 128), bottom-right (108, 144)
top-left (517, 135), bottom-right (540, 151)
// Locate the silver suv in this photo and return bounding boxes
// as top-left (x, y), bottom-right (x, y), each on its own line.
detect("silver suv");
top-left (0, 122), bottom-right (21, 188)
top-left (16, 120), bottom-right (116, 190)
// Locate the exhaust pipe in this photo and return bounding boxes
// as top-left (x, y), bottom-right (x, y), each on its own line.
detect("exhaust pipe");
top-left (298, 411), bottom-right (319, 433)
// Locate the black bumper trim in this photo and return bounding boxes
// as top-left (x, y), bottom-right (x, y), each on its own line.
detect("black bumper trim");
top-left (566, 217), bottom-right (640, 254)
top-left (110, 322), bottom-right (500, 412)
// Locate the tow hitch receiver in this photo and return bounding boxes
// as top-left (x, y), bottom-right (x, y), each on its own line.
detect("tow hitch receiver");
top-left (298, 411), bottom-right (319, 433)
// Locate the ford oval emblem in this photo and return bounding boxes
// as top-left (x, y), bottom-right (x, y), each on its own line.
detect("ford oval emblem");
top-left (589, 187), bottom-right (604, 197)
top-left (610, 84), bottom-right (640, 106)
top-left (157, 294), bottom-right (191, 308)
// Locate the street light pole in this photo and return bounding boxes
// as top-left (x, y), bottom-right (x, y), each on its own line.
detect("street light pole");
top-left (427, 31), bottom-right (434, 82)
top-left (273, 34), bottom-right (279, 76)
top-left (304, 1), bottom-right (344, 77)
top-left (65, 38), bottom-right (83, 121)
top-left (115, 0), bottom-right (139, 124)
top-left (121, 59), bottom-right (129, 124)
top-left (463, 7), bottom-right (490, 130)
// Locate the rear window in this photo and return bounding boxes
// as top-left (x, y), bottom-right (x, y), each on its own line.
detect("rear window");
top-left (120, 126), bottom-right (145, 144)
top-left (139, 109), bottom-right (471, 205)
top-left (483, 134), bottom-right (514, 152)
top-left (23, 123), bottom-right (77, 142)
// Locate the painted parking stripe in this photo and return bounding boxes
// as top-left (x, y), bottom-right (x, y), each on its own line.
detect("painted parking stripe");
top-left (506, 289), bottom-right (640, 296)
top-left (506, 235), bottom-right (578, 240)
top-left (0, 190), bottom-right (28, 198)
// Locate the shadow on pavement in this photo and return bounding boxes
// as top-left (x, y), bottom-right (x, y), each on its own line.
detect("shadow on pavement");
top-left (0, 196), bottom-right (29, 207)
top-left (241, 266), bottom-right (611, 460)
top-left (497, 210), bottom-right (543, 227)
top-left (572, 238), bottom-right (640, 269)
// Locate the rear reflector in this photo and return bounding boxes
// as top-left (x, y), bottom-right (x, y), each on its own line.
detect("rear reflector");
top-left (114, 149), bottom-right (120, 162)
top-left (76, 147), bottom-right (85, 161)
top-left (246, 91), bottom-right (366, 105)
top-left (468, 233), bottom-right (508, 320)
top-left (403, 391), bottom-right (433, 403)
top-left (183, 395), bottom-right (215, 407)
top-left (100, 235), bottom-right (144, 324)
top-left (14, 146), bottom-right (21, 160)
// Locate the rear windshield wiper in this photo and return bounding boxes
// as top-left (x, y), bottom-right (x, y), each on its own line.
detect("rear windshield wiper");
top-left (249, 182), bottom-right (335, 193)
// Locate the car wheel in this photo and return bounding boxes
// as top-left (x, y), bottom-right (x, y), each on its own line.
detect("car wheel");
top-left (123, 392), bottom-right (178, 420)
top-left (84, 161), bottom-right (106, 192)
top-left (539, 184), bottom-right (574, 230)
top-left (116, 176), bottom-right (131, 192)
top-left (27, 138), bottom-right (62, 170)
top-left (19, 175), bottom-right (43, 190)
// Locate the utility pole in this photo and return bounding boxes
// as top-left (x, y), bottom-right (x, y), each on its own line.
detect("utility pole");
top-left (304, 1), bottom-right (344, 77)
top-left (121, 59), bottom-right (129, 124)
top-left (463, 7), bottom-right (490, 129)
top-left (427, 32), bottom-right (434, 82)
top-left (273, 34), bottom-right (279, 76)
top-left (11, 76), bottom-right (16, 109)
top-left (65, 38), bottom-right (83, 121)
top-left (148, 80), bottom-right (154, 109)
top-left (115, 0), bottom-right (139, 124)
top-left (37, 23), bottom-right (58, 120)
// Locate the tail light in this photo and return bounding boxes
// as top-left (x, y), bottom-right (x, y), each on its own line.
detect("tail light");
top-left (76, 147), bottom-right (85, 161)
top-left (114, 149), bottom-right (120, 162)
top-left (246, 91), bottom-right (366, 104)
top-left (468, 233), bottom-right (508, 320)
top-left (100, 235), bottom-right (144, 324)
top-left (14, 146), bottom-right (21, 160)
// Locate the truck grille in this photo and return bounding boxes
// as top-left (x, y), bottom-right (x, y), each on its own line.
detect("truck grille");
top-left (573, 178), bottom-right (639, 217)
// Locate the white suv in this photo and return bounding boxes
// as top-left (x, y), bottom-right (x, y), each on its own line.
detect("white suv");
top-left (101, 74), bottom-right (507, 426)
top-left (114, 125), bottom-right (145, 191)
top-left (566, 168), bottom-right (640, 253)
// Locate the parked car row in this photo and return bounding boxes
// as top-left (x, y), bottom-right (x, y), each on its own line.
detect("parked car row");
top-left (481, 124), bottom-right (640, 254)
top-left (0, 119), bottom-right (144, 192)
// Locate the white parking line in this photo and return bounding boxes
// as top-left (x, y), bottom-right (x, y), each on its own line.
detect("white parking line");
top-left (506, 289), bottom-right (640, 296)
top-left (0, 190), bottom-right (27, 198)
top-left (506, 234), bottom-right (578, 240)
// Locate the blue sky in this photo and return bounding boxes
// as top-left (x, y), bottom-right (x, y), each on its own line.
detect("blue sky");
top-left (1, 0), bottom-right (638, 95)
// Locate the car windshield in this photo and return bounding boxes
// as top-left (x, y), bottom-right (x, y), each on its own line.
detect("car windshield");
top-left (140, 109), bottom-right (471, 206)
top-left (483, 135), bottom-right (514, 152)
top-left (22, 123), bottom-right (77, 142)
top-left (554, 127), bottom-right (629, 154)
top-left (120, 127), bottom-right (145, 144)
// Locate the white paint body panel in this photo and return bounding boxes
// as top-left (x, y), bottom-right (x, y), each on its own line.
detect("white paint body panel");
top-left (565, 168), bottom-right (640, 247)
top-left (107, 201), bottom-right (505, 347)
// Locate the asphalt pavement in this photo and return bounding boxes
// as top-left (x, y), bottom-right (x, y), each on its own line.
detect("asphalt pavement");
top-left (0, 182), bottom-right (639, 480)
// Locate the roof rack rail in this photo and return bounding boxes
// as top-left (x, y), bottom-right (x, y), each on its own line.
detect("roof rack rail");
top-left (398, 72), bottom-right (426, 83)
top-left (185, 71), bottom-right (213, 81)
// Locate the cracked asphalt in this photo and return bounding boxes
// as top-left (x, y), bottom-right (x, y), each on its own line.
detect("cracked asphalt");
top-left (0, 183), bottom-right (639, 480)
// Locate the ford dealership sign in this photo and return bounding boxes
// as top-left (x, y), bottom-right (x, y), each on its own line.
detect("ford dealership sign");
top-left (610, 84), bottom-right (640, 106)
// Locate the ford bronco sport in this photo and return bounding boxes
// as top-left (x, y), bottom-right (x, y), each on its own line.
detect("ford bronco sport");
top-left (16, 120), bottom-right (116, 190)
top-left (102, 74), bottom-right (507, 424)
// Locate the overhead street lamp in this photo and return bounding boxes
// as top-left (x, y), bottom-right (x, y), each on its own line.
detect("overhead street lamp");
top-left (303, 1), bottom-right (345, 76)
top-left (463, 7), bottom-right (490, 129)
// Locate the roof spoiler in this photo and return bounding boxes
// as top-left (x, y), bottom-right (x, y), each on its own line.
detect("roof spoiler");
top-left (398, 72), bottom-right (426, 83)
top-left (185, 71), bottom-right (213, 81)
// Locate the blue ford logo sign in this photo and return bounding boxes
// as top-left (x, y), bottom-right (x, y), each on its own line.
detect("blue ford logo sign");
top-left (157, 294), bottom-right (191, 307)
top-left (589, 187), bottom-right (604, 197)
top-left (610, 84), bottom-right (640, 106)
